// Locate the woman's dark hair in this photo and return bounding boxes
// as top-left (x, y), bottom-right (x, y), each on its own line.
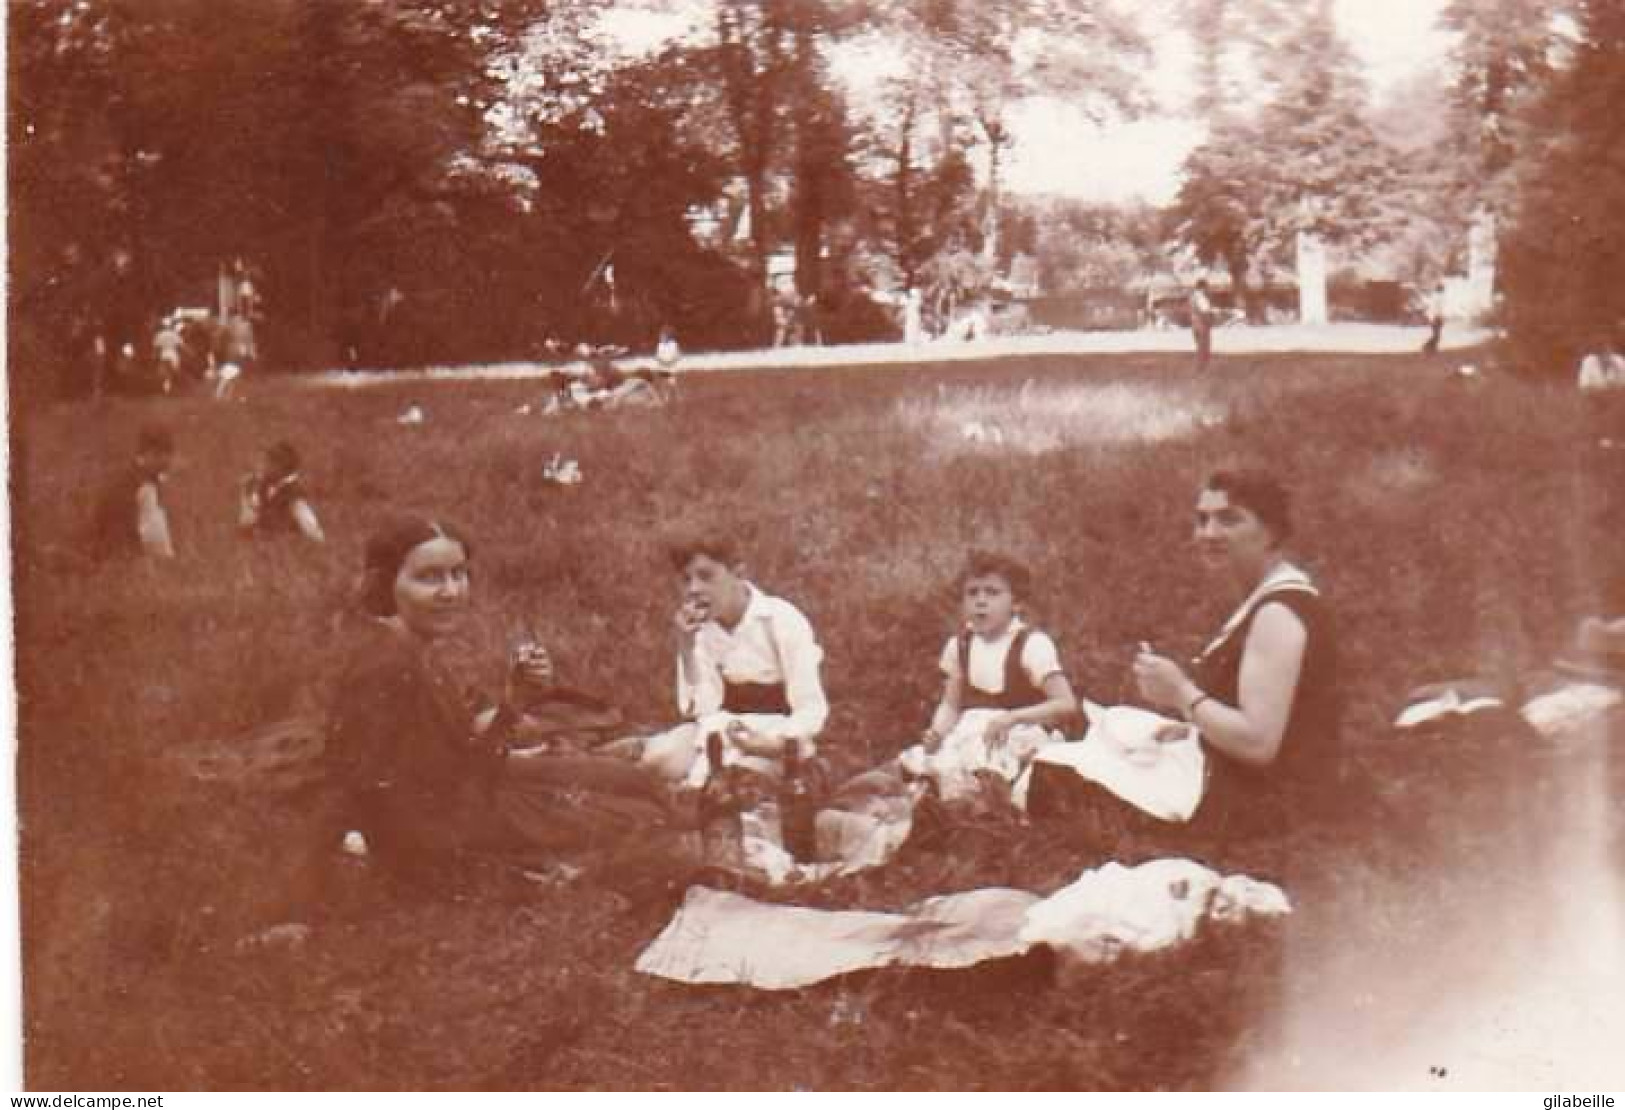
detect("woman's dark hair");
top-left (359, 513), bottom-right (471, 617)
top-left (1206, 468), bottom-right (1292, 543)
top-left (666, 534), bottom-right (743, 574)
top-left (958, 549), bottom-right (1033, 602)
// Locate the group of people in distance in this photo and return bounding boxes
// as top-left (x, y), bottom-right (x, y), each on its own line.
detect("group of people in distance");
top-left (528, 329), bottom-right (684, 414)
top-left (92, 426), bottom-right (325, 563)
top-left (317, 466), bottom-right (1340, 894)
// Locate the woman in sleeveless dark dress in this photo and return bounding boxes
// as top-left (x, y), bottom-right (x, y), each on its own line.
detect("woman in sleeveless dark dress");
top-left (1132, 469), bottom-right (1341, 839)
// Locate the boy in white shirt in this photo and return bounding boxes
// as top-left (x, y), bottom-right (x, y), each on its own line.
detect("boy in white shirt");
top-left (639, 537), bottom-right (829, 787)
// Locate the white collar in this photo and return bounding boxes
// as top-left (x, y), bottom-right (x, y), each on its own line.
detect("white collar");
top-left (969, 615), bottom-right (1027, 646)
top-left (265, 471), bottom-right (301, 496)
top-left (1201, 560), bottom-right (1316, 658)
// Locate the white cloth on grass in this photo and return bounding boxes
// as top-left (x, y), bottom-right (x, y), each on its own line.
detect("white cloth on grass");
top-left (1521, 683), bottom-right (1623, 738)
top-left (1020, 858), bottom-right (1288, 965)
top-left (1012, 703), bottom-right (1206, 823)
top-left (636, 859), bottom-right (1290, 990)
top-left (1579, 351), bottom-right (1625, 392)
top-left (635, 886), bottom-right (1043, 990)
top-left (896, 710), bottom-right (1062, 803)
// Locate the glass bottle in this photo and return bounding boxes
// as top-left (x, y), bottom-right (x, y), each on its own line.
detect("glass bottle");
top-left (780, 738), bottom-right (818, 862)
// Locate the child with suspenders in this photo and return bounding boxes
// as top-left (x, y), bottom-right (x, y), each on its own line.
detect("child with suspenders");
top-left (898, 551), bottom-right (1080, 802)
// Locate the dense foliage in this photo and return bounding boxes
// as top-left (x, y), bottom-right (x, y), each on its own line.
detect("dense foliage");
top-left (1498, 0), bottom-right (1625, 373)
top-left (6, 0), bottom-right (1160, 401)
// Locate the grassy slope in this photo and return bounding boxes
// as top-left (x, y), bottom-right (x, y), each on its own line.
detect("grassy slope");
top-left (12, 350), bottom-right (1620, 1089)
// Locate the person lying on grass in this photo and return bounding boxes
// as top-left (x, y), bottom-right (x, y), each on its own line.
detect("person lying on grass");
top-left (633, 536), bottom-right (829, 790)
top-left (323, 512), bottom-right (691, 891)
top-left (894, 550), bottom-right (1080, 802)
top-left (1124, 469), bottom-right (1342, 838)
top-left (237, 440), bottom-right (325, 544)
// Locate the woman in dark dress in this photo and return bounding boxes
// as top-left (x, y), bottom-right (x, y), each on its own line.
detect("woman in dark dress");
top-left (1132, 469), bottom-right (1341, 838)
top-left (325, 513), bottom-right (687, 888)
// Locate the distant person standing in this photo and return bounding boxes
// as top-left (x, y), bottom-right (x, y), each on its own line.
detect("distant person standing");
top-left (153, 318), bottom-right (184, 395)
top-left (215, 313), bottom-right (257, 398)
top-left (1189, 279), bottom-right (1215, 372)
top-left (92, 426), bottom-right (177, 562)
top-left (235, 269), bottom-right (260, 323)
top-left (771, 281), bottom-right (799, 347)
top-left (1420, 283), bottom-right (1446, 355)
top-left (655, 325), bottom-right (683, 398)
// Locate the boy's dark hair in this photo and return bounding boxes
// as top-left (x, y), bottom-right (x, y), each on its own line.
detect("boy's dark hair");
top-left (666, 534), bottom-right (743, 573)
top-left (958, 549), bottom-right (1033, 601)
top-left (266, 440), bottom-right (300, 477)
top-left (359, 513), bottom-right (472, 617)
top-left (136, 425), bottom-right (174, 458)
top-left (1206, 468), bottom-right (1292, 542)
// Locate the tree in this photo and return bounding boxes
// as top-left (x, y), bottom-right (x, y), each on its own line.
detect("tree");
top-left (1438, 0), bottom-right (1573, 215)
top-left (873, 0), bottom-right (1150, 265)
top-left (1026, 198), bottom-right (1167, 293)
top-left (1499, 0), bottom-right (1625, 372)
top-left (852, 68), bottom-right (978, 293)
top-left (7, 0), bottom-right (573, 389)
top-left (1168, 0), bottom-right (1399, 320)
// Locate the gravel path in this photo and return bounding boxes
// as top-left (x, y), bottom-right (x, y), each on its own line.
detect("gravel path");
top-left (308, 322), bottom-right (1494, 388)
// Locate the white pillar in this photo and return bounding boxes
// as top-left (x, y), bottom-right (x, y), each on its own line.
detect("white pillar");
top-left (1465, 208), bottom-right (1497, 321)
top-left (1296, 231), bottom-right (1328, 325)
top-left (903, 288), bottom-right (924, 345)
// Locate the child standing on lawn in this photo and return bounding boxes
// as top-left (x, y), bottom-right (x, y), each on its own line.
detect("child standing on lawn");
top-left (897, 551), bottom-right (1080, 802)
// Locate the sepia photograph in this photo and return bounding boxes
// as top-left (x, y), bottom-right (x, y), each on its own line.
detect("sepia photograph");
top-left (6, 0), bottom-right (1624, 1093)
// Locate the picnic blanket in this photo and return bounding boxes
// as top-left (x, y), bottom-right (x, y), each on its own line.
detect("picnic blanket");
top-left (894, 709), bottom-right (1062, 803)
top-left (636, 857), bottom-right (1290, 990)
top-left (719, 703), bottom-right (1203, 888)
top-left (1013, 703), bottom-right (1206, 823)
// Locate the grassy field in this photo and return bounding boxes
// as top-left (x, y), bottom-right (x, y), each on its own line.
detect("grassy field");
top-left (12, 348), bottom-right (1623, 1089)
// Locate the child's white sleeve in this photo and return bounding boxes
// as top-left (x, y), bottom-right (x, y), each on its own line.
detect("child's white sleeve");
top-left (1021, 632), bottom-right (1064, 687)
top-left (937, 636), bottom-right (960, 678)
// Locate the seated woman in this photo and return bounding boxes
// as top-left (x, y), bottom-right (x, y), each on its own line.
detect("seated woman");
top-left (1128, 469), bottom-right (1341, 838)
top-left (324, 513), bottom-right (686, 888)
top-left (638, 536), bottom-right (829, 788)
top-left (238, 440), bottom-right (325, 544)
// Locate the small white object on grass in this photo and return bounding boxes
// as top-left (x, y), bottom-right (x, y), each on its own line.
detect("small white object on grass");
top-left (543, 453), bottom-right (583, 485)
top-left (342, 830), bottom-right (368, 857)
top-left (397, 404), bottom-right (425, 425)
top-left (961, 420), bottom-right (1005, 445)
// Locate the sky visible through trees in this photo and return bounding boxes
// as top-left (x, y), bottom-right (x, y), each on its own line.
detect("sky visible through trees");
top-left (6, 0), bottom-right (1620, 393)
